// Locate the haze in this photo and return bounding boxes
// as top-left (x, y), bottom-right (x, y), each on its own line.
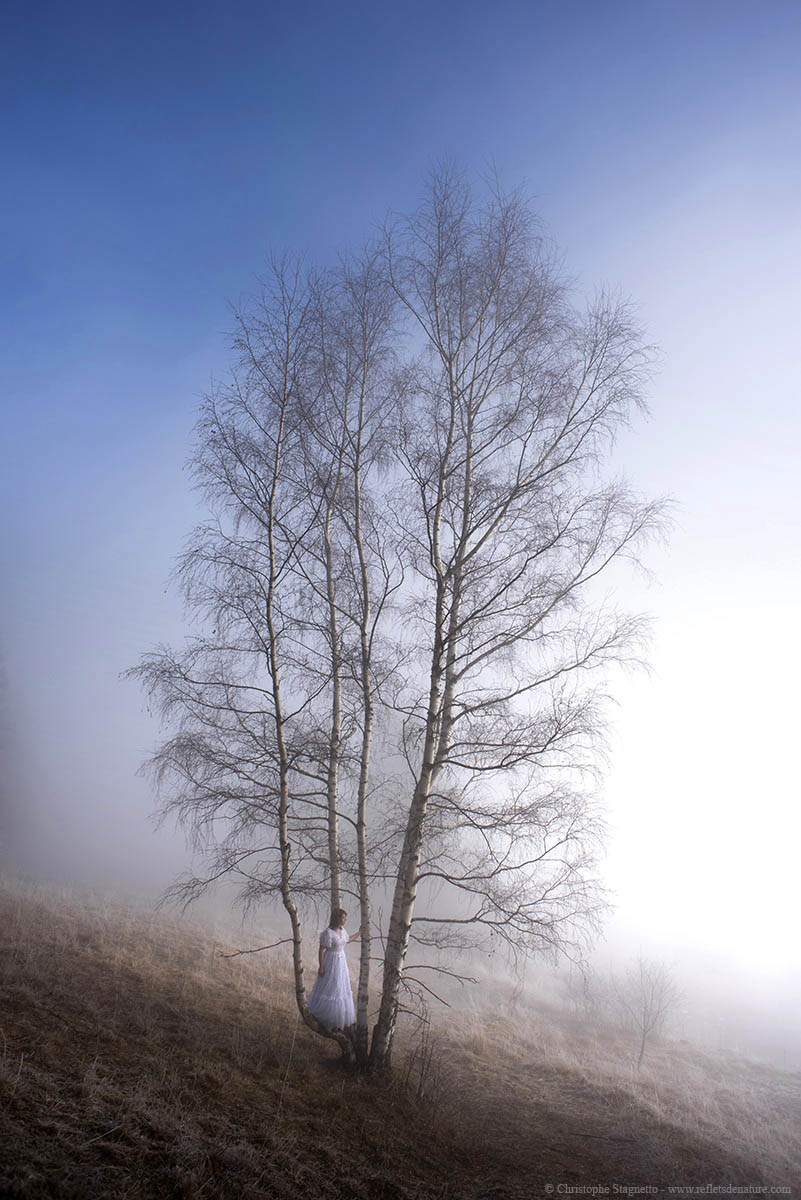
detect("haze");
top-left (2, 1), bottom-right (799, 1061)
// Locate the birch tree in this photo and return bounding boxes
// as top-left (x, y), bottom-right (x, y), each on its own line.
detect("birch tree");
top-left (289, 252), bottom-right (402, 1062)
top-left (369, 171), bottom-right (665, 1068)
top-left (128, 168), bottom-right (666, 1075)
top-left (127, 254), bottom-right (400, 1065)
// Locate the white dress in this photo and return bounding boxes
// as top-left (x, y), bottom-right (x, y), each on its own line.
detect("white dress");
top-left (306, 927), bottom-right (356, 1029)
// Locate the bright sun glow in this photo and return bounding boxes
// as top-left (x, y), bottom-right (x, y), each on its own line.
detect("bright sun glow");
top-left (606, 593), bottom-right (801, 977)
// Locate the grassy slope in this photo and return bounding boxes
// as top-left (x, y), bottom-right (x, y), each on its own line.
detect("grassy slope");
top-left (0, 882), bottom-right (798, 1199)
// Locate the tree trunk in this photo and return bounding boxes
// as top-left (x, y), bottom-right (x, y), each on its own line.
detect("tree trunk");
top-left (370, 366), bottom-right (456, 1072)
top-left (323, 502), bottom-right (342, 913)
top-left (353, 424), bottom-right (373, 1070)
top-left (369, 650), bottom-right (444, 1071)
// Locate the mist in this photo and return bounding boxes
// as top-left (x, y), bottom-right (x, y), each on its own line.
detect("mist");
top-left (2, 0), bottom-right (800, 1156)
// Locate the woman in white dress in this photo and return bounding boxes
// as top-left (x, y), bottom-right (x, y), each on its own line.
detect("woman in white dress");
top-left (306, 907), bottom-right (361, 1031)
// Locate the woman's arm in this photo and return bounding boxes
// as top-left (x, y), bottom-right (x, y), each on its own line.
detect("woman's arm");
top-left (348, 926), bottom-right (363, 941)
top-left (318, 943), bottom-right (326, 975)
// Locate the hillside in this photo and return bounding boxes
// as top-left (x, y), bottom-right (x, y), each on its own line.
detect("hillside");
top-left (1, 881), bottom-right (798, 1199)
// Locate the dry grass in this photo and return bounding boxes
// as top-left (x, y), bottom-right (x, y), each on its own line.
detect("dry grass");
top-left (440, 990), bottom-right (801, 1194)
top-left (1, 878), bottom-right (799, 1199)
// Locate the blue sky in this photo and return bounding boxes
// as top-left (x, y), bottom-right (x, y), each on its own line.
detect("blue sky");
top-left (2, 0), bottom-right (800, 1012)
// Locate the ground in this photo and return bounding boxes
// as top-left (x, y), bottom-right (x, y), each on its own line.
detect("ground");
top-left (1, 881), bottom-right (798, 1199)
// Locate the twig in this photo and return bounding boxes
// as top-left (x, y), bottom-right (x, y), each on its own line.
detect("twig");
top-left (404, 963), bottom-right (478, 986)
top-left (219, 937), bottom-right (292, 958)
top-left (276, 1010), bottom-right (300, 1121)
top-left (80, 1123), bottom-right (125, 1149)
top-left (401, 975), bottom-right (452, 1008)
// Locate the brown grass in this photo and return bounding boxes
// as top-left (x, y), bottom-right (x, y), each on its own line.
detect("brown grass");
top-left (0, 878), bottom-right (798, 1199)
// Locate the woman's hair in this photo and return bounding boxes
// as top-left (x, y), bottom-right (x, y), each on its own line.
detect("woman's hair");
top-left (328, 907), bottom-right (347, 929)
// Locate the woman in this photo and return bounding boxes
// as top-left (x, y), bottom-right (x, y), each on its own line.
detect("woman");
top-left (306, 907), bottom-right (361, 1031)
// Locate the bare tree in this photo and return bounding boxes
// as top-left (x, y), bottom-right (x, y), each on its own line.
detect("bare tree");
top-left (127, 167), bottom-right (667, 1075)
top-left (369, 169), bottom-right (666, 1068)
top-left (287, 252), bottom-right (402, 1063)
top-left (126, 253), bottom-right (401, 1066)
top-left (614, 957), bottom-right (681, 1068)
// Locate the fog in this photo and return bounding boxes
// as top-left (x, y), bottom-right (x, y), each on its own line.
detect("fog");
top-left (2, 1), bottom-right (800, 1072)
